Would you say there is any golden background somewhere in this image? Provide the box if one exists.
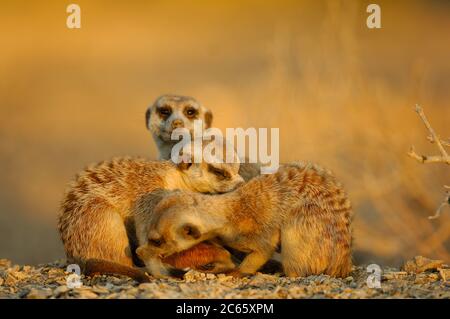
[0,0,449,266]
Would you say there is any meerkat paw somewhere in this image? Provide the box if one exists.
[138,272,153,283]
[149,271,169,279]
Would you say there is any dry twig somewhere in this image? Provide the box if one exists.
[428,186,450,220]
[408,105,449,219]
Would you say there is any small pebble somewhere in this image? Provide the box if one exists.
[344,276,353,282]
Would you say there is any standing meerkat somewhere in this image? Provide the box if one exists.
[135,162,353,278]
[146,94,260,181]
[58,142,244,281]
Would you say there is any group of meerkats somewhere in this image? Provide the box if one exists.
[58,94,353,283]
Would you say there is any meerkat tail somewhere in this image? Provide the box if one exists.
[79,258,151,283]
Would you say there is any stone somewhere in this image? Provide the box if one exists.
[402,256,443,273]
[382,271,408,280]
[0,259,11,269]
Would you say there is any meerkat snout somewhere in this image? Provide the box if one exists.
[171,119,184,129]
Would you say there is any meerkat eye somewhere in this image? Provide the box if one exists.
[157,106,172,118]
[184,106,198,118]
[149,238,164,247]
[198,263,215,271]
[181,224,201,240]
[207,165,230,180]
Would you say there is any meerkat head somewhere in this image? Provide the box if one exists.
[134,191,233,274]
[146,94,213,143]
[136,191,208,258]
[175,139,244,194]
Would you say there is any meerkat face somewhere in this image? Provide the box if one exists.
[146,94,213,143]
[134,191,235,275]
[179,161,244,194]
[139,194,207,258]
[176,140,244,194]
[147,216,205,258]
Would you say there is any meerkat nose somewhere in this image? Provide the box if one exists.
[235,176,245,186]
[171,119,184,129]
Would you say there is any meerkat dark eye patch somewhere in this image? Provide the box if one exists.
[181,224,201,240]
[184,106,198,119]
[207,164,231,180]
[149,237,165,247]
[157,106,172,119]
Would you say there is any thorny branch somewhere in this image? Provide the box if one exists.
[408,105,449,219]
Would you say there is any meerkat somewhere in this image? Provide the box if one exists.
[145,94,260,182]
[58,141,243,281]
[135,162,353,278]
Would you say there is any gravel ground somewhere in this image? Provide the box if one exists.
[0,256,448,299]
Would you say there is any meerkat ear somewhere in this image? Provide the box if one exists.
[204,110,213,129]
[145,107,151,130]
[181,223,201,240]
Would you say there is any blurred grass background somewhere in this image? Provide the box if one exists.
[0,0,449,266]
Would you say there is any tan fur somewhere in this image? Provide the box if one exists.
[58,152,243,280]
[136,162,353,278]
